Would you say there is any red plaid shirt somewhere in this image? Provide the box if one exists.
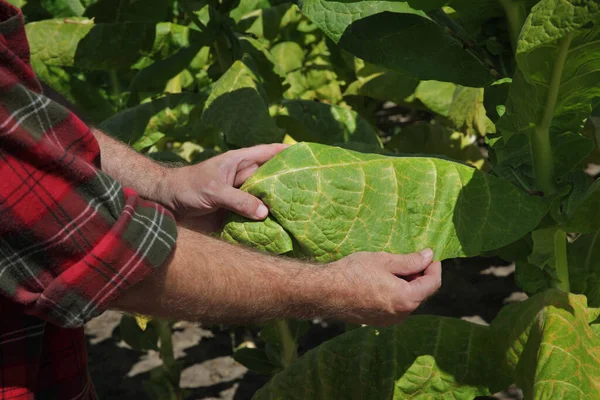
[0,2,178,399]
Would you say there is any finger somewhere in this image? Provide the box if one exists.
[384,249,434,276]
[407,261,442,301]
[234,164,259,187]
[215,185,269,220]
[233,143,289,169]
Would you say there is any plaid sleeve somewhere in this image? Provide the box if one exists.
[0,8,178,328]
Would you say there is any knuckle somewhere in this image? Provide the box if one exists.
[205,178,220,193]
[237,195,256,214]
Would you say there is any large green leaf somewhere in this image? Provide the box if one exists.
[41,0,84,17]
[84,0,171,23]
[496,0,600,182]
[200,60,283,147]
[568,231,600,307]
[99,93,207,144]
[274,100,381,146]
[253,316,508,400]
[222,142,549,261]
[344,63,419,106]
[558,179,600,233]
[385,122,486,169]
[34,63,114,123]
[297,0,494,86]
[491,290,600,399]
[26,19,200,71]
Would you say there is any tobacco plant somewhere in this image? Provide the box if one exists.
[15,0,600,398]
[219,0,600,398]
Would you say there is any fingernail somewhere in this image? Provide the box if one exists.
[419,248,433,260]
[256,204,268,219]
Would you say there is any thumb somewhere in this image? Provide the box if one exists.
[384,248,434,276]
[216,185,269,220]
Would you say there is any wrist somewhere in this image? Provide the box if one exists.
[151,164,178,211]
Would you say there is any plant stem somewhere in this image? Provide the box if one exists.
[553,229,570,292]
[109,70,122,111]
[275,320,297,367]
[179,0,208,32]
[499,0,527,53]
[531,33,573,195]
[214,35,231,74]
[156,319,175,365]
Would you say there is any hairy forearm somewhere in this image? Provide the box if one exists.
[92,129,169,200]
[110,227,343,324]
[40,81,170,200]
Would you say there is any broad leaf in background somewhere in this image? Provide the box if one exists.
[41,0,84,17]
[491,290,600,399]
[253,316,507,400]
[35,63,114,122]
[26,19,202,71]
[84,0,171,23]
[222,143,549,261]
[270,42,304,75]
[273,100,381,146]
[297,0,493,86]
[385,122,486,169]
[284,40,343,103]
[497,0,600,181]
[200,60,284,147]
[557,179,600,234]
[447,86,495,136]
[344,62,419,106]
[568,231,600,307]
[99,93,207,144]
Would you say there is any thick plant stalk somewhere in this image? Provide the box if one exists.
[553,230,570,292]
[531,33,573,195]
[275,320,298,367]
[499,0,527,52]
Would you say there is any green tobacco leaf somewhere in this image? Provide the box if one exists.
[274,100,381,146]
[559,179,600,233]
[234,347,281,375]
[84,0,171,23]
[200,60,283,147]
[34,63,114,123]
[385,122,485,169]
[119,314,159,352]
[238,36,287,104]
[569,231,600,306]
[497,0,600,178]
[491,289,600,399]
[270,41,304,75]
[447,86,496,136]
[26,19,199,71]
[515,260,551,296]
[99,93,206,144]
[128,44,206,97]
[41,0,84,17]
[344,64,419,106]
[254,316,507,399]
[414,80,456,116]
[284,39,343,103]
[26,19,154,70]
[298,0,493,86]
[222,142,549,261]
[528,227,559,270]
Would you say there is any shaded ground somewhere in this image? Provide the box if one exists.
[85,256,524,400]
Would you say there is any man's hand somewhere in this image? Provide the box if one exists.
[155,144,288,231]
[328,249,441,326]
[111,227,442,327]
